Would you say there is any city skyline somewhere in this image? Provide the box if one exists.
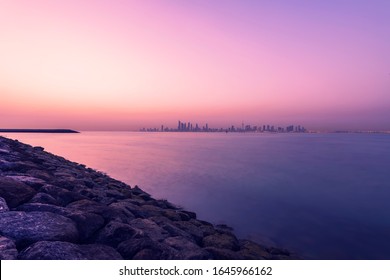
[141,120,307,133]
[1,1,390,131]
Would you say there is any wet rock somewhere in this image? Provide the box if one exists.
[0,197,9,212]
[19,241,122,260]
[202,233,240,251]
[0,177,37,208]
[0,211,79,248]
[0,236,18,260]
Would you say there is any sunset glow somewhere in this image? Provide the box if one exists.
[1,0,389,130]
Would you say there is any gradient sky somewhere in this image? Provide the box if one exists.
[1,0,389,131]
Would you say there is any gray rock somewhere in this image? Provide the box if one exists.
[0,197,9,212]
[0,211,79,248]
[0,177,37,208]
[0,236,18,259]
[19,241,122,260]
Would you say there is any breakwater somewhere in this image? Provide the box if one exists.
[0,136,296,260]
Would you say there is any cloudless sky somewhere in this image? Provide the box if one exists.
[1,0,389,130]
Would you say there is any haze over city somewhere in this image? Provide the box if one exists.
[1,0,389,131]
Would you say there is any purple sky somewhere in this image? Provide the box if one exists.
[1,0,389,130]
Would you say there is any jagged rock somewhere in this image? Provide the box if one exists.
[0,197,9,212]
[26,169,52,181]
[94,221,141,247]
[110,200,150,218]
[0,177,37,208]
[202,233,240,251]
[19,241,122,260]
[0,211,79,248]
[0,236,18,260]
[173,220,206,244]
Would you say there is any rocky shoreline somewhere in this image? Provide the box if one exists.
[0,136,297,260]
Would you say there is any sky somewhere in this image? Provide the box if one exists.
[1,0,389,131]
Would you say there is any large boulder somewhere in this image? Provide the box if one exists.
[164,236,211,260]
[0,211,79,248]
[19,241,122,260]
[0,177,37,208]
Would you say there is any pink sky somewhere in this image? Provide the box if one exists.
[1,0,389,130]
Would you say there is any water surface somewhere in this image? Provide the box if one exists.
[3,132,390,259]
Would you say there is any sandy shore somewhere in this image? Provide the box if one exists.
[0,135,297,260]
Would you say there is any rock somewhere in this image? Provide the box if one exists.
[67,199,134,223]
[202,233,240,251]
[0,197,9,212]
[0,236,18,259]
[40,185,86,206]
[0,177,37,208]
[238,239,270,259]
[117,237,174,260]
[19,241,122,260]
[173,221,206,244]
[94,221,141,247]
[129,218,170,242]
[29,192,60,205]
[5,175,46,189]
[164,236,211,260]
[67,212,105,242]
[15,203,105,242]
[0,211,79,248]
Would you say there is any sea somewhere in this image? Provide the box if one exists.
[2,131,390,260]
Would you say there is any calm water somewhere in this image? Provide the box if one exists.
[3,132,390,259]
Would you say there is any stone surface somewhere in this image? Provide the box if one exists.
[0,177,37,208]
[19,241,122,260]
[0,236,18,260]
[0,211,79,248]
[202,233,240,251]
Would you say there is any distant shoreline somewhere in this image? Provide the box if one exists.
[0,129,79,133]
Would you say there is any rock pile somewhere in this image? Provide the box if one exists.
[0,136,296,260]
